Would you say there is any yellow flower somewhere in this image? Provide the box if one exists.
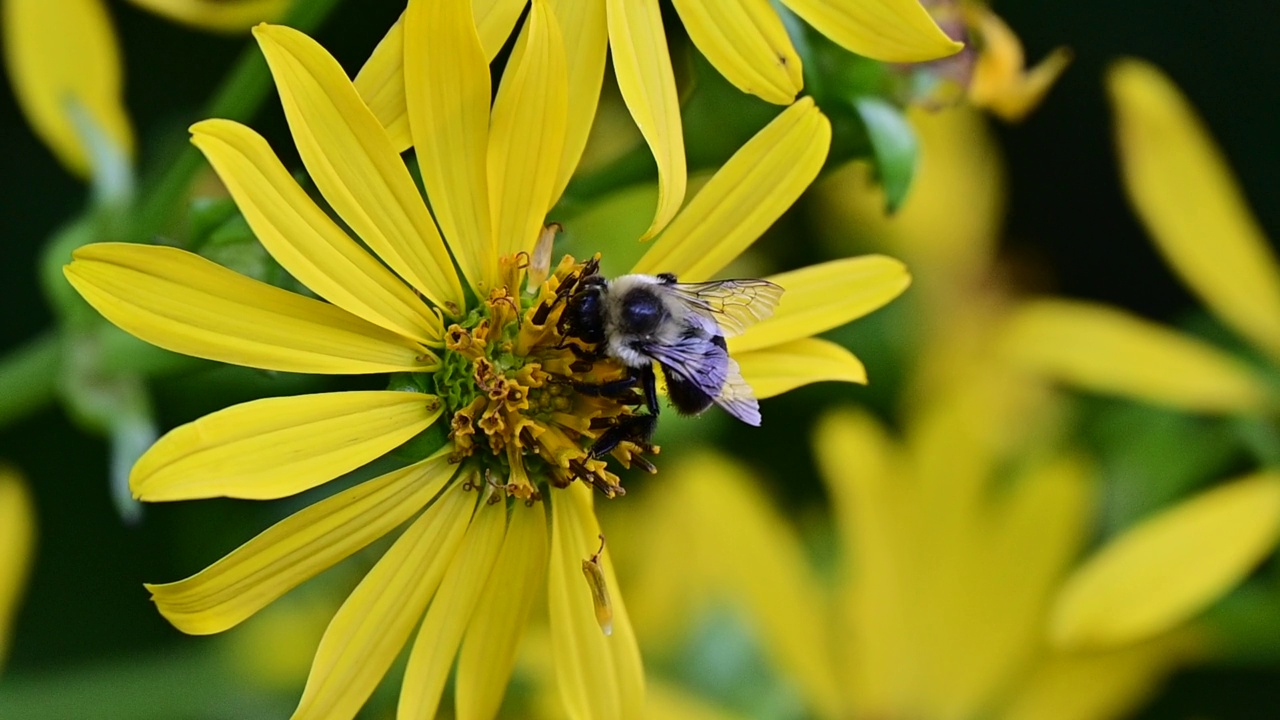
[611,382,1280,719]
[62,3,909,717]
[0,467,35,673]
[355,0,961,242]
[1001,59,1280,415]
[965,3,1072,122]
[2,0,286,178]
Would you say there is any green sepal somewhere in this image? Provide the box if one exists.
[853,97,919,213]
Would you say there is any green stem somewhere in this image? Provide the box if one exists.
[129,0,348,242]
[0,334,60,430]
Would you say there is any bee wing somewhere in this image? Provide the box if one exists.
[644,337,762,427]
[668,279,783,337]
[713,356,762,426]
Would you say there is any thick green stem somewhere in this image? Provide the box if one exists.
[0,334,60,430]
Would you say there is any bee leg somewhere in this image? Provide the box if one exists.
[636,363,660,416]
[589,414,658,459]
[571,373,639,398]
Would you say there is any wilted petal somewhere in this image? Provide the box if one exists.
[399,498,507,720]
[632,99,830,281]
[967,6,1071,122]
[549,483,644,720]
[780,0,961,62]
[1002,299,1273,414]
[735,338,867,398]
[65,243,434,375]
[671,0,802,104]
[607,0,686,240]
[292,482,475,720]
[190,119,442,345]
[405,0,496,293]
[123,0,285,32]
[3,0,133,177]
[489,0,569,259]
[1050,473,1280,649]
[132,391,443,501]
[0,468,35,670]
[730,255,910,353]
[254,24,465,314]
[1110,59,1280,362]
[455,503,548,720]
[147,453,455,636]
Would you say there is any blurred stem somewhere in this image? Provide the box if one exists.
[129,0,347,242]
[0,334,59,429]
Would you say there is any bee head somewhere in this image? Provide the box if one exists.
[561,275,608,344]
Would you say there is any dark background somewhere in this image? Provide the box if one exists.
[1,0,1278,716]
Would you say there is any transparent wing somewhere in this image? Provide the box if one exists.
[645,338,761,426]
[713,356,761,426]
[668,279,783,337]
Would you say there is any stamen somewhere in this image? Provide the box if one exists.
[581,534,614,636]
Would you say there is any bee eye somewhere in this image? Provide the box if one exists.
[621,294,664,334]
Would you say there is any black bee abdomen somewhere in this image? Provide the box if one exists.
[618,290,666,335]
[664,369,715,415]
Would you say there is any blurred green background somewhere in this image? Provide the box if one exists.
[1,0,1279,717]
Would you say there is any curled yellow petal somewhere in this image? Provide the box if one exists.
[0,468,35,671]
[254,24,465,315]
[670,0,802,105]
[734,337,867,399]
[65,243,433,375]
[632,98,830,281]
[399,497,507,720]
[549,483,645,720]
[730,255,911,353]
[354,0,527,152]
[147,453,455,636]
[1109,59,1280,362]
[489,0,569,259]
[123,0,285,32]
[1002,299,1273,414]
[3,0,133,177]
[190,118,442,345]
[405,0,496,294]
[1050,473,1280,650]
[132,391,443,501]
[455,503,548,720]
[293,482,475,720]
[780,0,961,63]
[967,6,1071,122]
[607,0,687,240]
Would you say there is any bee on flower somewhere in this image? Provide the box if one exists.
[61,1,912,717]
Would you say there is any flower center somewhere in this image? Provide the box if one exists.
[433,252,658,501]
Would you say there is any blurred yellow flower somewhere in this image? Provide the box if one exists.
[0,467,35,673]
[356,0,960,242]
[1002,59,1280,415]
[965,3,1072,122]
[62,3,911,717]
[611,385,1263,719]
[1,0,286,177]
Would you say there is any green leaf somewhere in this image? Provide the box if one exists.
[853,97,919,213]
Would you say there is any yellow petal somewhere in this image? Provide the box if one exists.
[632,99,830,281]
[399,497,507,720]
[1109,59,1280,362]
[122,0,285,32]
[674,454,844,718]
[65,243,433,375]
[253,24,465,315]
[456,503,549,720]
[132,391,443,502]
[147,453,455,636]
[1002,299,1273,414]
[405,0,496,294]
[967,7,1071,122]
[549,483,645,720]
[729,255,911,353]
[670,0,802,104]
[489,0,569,259]
[645,680,750,720]
[3,0,133,177]
[0,468,35,671]
[1050,472,1280,650]
[1000,636,1191,720]
[779,0,961,62]
[607,0,687,240]
[190,119,442,345]
[354,0,527,152]
[292,481,474,720]
[547,0,609,201]
[734,337,867,398]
